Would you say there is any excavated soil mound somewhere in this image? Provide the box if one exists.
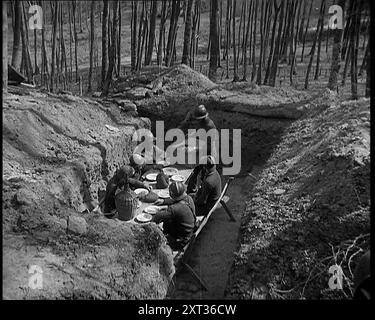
[225,98,370,299]
[106,65,321,130]
[3,86,174,299]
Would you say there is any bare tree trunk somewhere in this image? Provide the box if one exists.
[102,0,109,86]
[40,0,49,86]
[251,0,259,81]
[157,1,167,66]
[166,0,181,67]
[117,1,121,75]
[145,0,157,65]
[341,0,355,86]
[136,1,146,70]
[191,0,200,69]
[11,0,22,71]
[304,0,325,89]
[225,0,231,78]
[341,0,354,60]
[72,0,79,82]
[88,1,95,92]
[182,0,195,65]
[50,1,59,92]
[341,40,351,86]
[242,0,252,81]
[269,0,285,86]
[21,1,33,80]
[232,0,238,81]
[351,0,362,99]
[314,0,326,80]
[359,40,369,76]
[141,2,149,68]
[68,1,73,81]
[59,3,68,79]
[301,0,313,63]
[289,0,298,85]
[298,0,306,42]
[131,1,138,72]
[209,0,219,80]
[136,1,144,70]
[327,0,345,90]
[78,0,83,32]
[256,0,266,84]
[263,0,273,69]
[3,0,7,93]
[288,0,298,65]
[236,0,244,67]
[103,0,119,95]
[280,0,291,63]
[218,0,222,67]
[365,37,370,97]
[264,0,280,85]
[240,0,247,67]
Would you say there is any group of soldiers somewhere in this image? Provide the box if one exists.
[99,104,371,300]
[101,104,221,250]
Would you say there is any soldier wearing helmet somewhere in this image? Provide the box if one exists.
[153,181,196,250]
[191,155,222,216]
[177,104,218,157]
[179,105,216,130]
[102,155,149,215]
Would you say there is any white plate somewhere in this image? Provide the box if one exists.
[135,213,153,223]
[171,174,185,182]
[163,167,179,176]
[158,190,170,199]
[134,188,149,196]
[145,173,158,181]
[144,205,161,215]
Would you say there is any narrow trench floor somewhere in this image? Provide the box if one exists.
[167,165,263,299]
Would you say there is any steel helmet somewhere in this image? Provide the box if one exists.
[199,155,216,167]
[130,153,145,167]
[193,105,208,120]
[169,181,186,201]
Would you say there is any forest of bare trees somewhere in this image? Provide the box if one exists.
[3,0,370,98]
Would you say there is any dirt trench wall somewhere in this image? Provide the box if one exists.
[225,98,371,299]
[2,88,174,299]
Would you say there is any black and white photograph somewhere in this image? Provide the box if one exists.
[2,0,371,306]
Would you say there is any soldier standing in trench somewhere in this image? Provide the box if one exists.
[177,104,218,157]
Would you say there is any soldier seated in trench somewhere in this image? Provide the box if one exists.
[102,160,148,216]
[102,168,128,216]
[189,155,222,217]
[119,154,153,190]
[153,181,196,251]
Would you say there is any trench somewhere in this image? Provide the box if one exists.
[138,107,294,299]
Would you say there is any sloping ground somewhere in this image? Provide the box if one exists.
[225,98,370,299]
[2,87,174,299]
